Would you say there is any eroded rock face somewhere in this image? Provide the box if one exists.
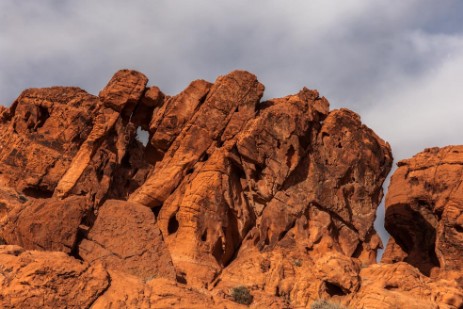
[1,196,90,254]
[0,69,460,308]
[129,70,265,207]
[382,146,463,283]
[0,87,98,197]
[0,245,109,308]
[79,199,176,280]
[349,263,463,309]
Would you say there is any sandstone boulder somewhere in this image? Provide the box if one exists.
[348,262,463,309]
[0,245,109,308]
[99,69,148,113]
[382,146,463,282]
[79,200,175,280]
[1,196,90,254]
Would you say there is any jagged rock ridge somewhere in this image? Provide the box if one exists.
[0,69,462,308]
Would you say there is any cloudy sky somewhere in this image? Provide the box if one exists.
[1,0,463,250]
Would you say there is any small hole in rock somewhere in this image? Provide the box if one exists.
[22,186,53,199]
[286,145,295,169]
[201,230,207,241]
[436,209,443,220]
[351,242,363,258]
[121,153,131,166]
[278,230,288,241]
[199,153,209,162]
[417,199,429,207]
[264,236,270,246]
[212,237,224,264]
[151,205,162,218]
[35,105,50,130]
[176,273,187,284]
[384,283,399,290]
[96,167,104,182]
[168,214,179,235]
[325,282,348,296]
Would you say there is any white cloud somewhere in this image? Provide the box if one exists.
[2,0,459,101]
[366,32,463,250]
[362,32,463,161]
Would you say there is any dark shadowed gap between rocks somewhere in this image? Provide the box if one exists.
[385,202,440,276]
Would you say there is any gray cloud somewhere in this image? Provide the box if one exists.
[2,0,463,252]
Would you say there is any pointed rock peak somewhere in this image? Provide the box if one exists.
[215,70,265,94]
[99,69,149,112]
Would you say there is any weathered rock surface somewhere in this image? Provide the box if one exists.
[348,263,463,308]
[0,87,98,197]
[90,271,238,309]
[0,245,109,308]
[0,69,461,308]
[129,70,265,207]
[382,146,463,285]
[99,69,148,113]
[1,196,90,254]
[79,199,176,280]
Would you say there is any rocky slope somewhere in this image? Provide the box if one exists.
[0,69,461,308]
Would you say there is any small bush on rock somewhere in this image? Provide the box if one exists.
[293,259,302,267]
[231,286,253,305]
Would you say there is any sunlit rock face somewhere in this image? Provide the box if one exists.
[0,69,461,308]
[382,147,463,279]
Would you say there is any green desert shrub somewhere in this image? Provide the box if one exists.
[293,259,302,267]
[231,285,253,305]
[311,299,347,309]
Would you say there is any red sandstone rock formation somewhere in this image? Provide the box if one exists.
[0,69,461,308]
[382,147,463,287]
